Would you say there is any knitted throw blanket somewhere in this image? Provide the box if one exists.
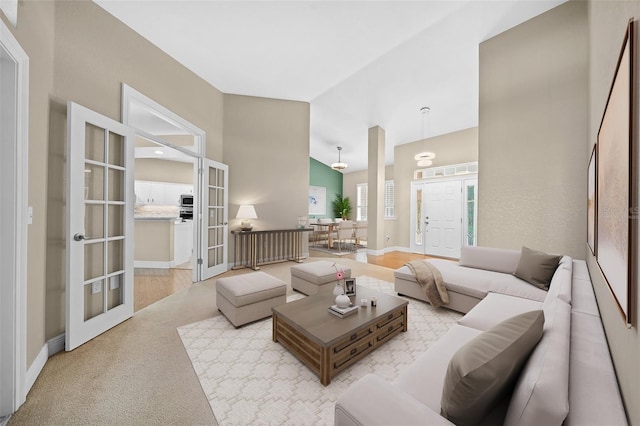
[405,260,449,308]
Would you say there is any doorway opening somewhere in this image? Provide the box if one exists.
[122,84,228,311]
[0,21,29,419]
[133,135,196,311]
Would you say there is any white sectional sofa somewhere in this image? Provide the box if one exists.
[335,247,627,425]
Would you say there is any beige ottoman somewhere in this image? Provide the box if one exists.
[216,271,287,327]
[290,260,352,295]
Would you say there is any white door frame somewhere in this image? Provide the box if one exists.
[121,84,227,283]
[0,20,29,417]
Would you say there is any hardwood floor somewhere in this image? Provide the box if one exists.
[133,251,432,312]
[134,268,191,312]
[357,251,434,270]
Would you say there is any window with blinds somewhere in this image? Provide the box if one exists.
[385,181,395,218]
[356,183,367,221]
[356,181,395,220]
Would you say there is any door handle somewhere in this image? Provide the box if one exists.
[73,233,92,241]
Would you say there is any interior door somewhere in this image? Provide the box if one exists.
[425,180,462,258]
[199,158,228,280]
[66,102,135,351]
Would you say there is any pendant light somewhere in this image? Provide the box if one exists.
[331,146,348,171]
[416,106,435,167]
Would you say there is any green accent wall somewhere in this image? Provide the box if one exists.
[309,157,343,219]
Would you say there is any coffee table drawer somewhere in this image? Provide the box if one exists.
[376,309,404,329]
[375,315,405,344]
[333,326,374,355]
[333,338,374,369]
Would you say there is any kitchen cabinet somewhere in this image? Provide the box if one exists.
[135,180,194,206]
[173,219,193,266]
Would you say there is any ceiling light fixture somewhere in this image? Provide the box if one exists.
[416,106,436,168]
[331,146,348,171]
[414,152,436,161]
[154,150,164,155]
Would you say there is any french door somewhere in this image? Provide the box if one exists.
[198,159,228,280]
[66,102,135,351]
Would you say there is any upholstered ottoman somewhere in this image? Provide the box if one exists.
[216,271,287,327]
[290,260,352,295]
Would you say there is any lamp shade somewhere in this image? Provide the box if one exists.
[236,205,257,219]
[236,205,257,231]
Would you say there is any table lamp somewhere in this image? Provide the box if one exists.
[236,205,257,231]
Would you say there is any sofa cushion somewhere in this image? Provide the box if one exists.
[514,246,562,290]
[458,293,543,331]
[393,325,483,412]
[440,310,545,426]
[547,256,573,304]
[565,311,628,426]
[396,259,548,302]
[504,297,571,426]
[457,246,521,274]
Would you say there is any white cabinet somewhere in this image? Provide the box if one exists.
[173,220,193,266]
[135,180,194,206]
[164,184,183,206]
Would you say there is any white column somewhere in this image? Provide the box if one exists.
[367,126,385,253]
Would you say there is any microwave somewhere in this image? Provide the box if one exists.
[179,194,193,207]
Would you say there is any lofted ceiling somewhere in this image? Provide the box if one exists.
[95,0,566,172]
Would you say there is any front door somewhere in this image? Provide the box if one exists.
[410,180,463,258]
[66,102,135,351]
[424,180,462,258]
[198,158,228,280]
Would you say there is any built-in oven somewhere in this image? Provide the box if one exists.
[179,194,193,219]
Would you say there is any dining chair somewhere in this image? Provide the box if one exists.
[355,221,368,247]
[336,220,355,252]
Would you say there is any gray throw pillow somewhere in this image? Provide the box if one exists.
[514,246,563,290]
[440,310,545,426]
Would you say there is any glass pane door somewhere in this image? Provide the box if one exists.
[200,159,228,280]
[67,102,134,351]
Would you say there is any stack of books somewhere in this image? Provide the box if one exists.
[329,304,359,318]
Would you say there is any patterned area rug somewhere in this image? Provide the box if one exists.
[177,276,461,426]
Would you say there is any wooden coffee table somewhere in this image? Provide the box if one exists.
[272,286,408,385]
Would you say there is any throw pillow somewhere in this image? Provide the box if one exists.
[440,310,545,426]
[514,246,563,290]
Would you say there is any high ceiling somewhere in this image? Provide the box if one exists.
[95,0,566,172]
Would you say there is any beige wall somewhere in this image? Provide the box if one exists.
[135,159,194,184]
[478,1,588,259]
[394,128,478,249]
[588,2,640,423]
[2,0,55,367]
[223,94,310,248]
[5,0,225,367]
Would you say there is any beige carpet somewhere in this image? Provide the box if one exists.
[7,257,394,425]
[178,276,462,425]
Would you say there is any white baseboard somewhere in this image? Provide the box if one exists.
[365,246,411,256]
[386,246,411,253]
[24,333,65,397]
[134,260,173,269]
[25,344,47,395]
[47,333,65,356]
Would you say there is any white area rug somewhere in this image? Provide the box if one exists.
[177,276,462,426]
